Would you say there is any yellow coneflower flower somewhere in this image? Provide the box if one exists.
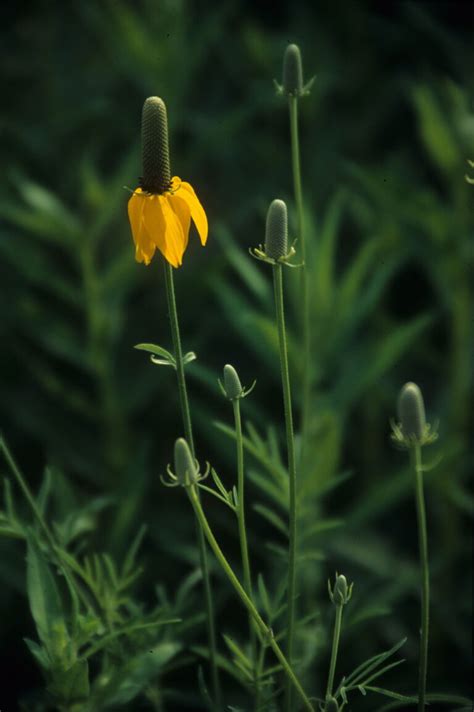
[128,97,208,268]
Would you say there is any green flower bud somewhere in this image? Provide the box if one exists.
[282,44,303,96]
[398,382,426,441]
[140,96,171,195]
[329,573,353,606]
[265,199,288,260]
[223,364,243,400]
[324,696,340,712]
[174,438,198,486]
[333,574,348,605]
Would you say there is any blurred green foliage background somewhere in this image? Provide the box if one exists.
[1,1,472,709]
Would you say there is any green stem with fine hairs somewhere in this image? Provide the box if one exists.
[272,263,298,712]
[289,96,310,471]
[187,484,315,712]
[163,260,221,710]
[412,443,429,712]
[325,603,343,700]
[232,398,259,700]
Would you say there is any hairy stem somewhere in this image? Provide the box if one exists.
[187,484,315,712]
[272,263,298,712]
[163,260,221,709]
[413,444,429,712]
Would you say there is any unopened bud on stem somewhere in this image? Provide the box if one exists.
[174,438,198,486]
[265,199,288,260]
[328,573,353,606]
[283,44,304,96]
[398,382,426,441]
[223,365,243,400]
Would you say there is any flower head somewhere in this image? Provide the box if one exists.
[161,438,210,488]
[274,43,315,98]
[218,364,256,401]
[250,199,299,267]
[390,382,438,448]
[328,573,353,607]
[128,97,208,267]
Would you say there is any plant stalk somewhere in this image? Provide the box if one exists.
[272,263,298,712]
[163,260,221,710]
[187,484,314,712]
[413,443,429,712]
[325,603,343,700]
[232,399,259,701]
[233,400,253,600]
[289,96,310,470]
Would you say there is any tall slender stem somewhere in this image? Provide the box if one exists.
[413,444,429,712]
[289,96,310,470]
[325,604,343,700]
[163,261,194,451]
[187,484,314,712]
[163,260,221,709]
[232,399,259,699]
[272,263,298,712]
[233,400,252,599]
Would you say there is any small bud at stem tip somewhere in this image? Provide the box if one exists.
[265,199,288,260]
[398,382,426,441]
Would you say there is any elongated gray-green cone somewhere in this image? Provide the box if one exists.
[140,96,171,194]
[283,44,304,96]
[265,199,288,260]
[223,364,243,400]
[398,382,426,441]
[174,438,198,486]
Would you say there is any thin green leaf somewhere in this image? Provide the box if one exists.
[338,637,406,691]
[134,343,176,365]
[223,634,253,672]
[26,534,65,648]
[253,503,288,536]
[122,524,147,578]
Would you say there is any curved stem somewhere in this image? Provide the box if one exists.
[413,444,429,712]
[163,260,221,709]
[289,96,310,472]
[325,604,343,700]
[187,484,314,712]
[272,263,298,712]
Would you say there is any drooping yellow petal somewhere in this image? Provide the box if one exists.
[176,180,208,246]
[128,189,156,265]
[161,196,187,266]
[168,191,191,254]
[141,195,182,268]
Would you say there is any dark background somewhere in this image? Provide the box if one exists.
[0,1,472,709]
